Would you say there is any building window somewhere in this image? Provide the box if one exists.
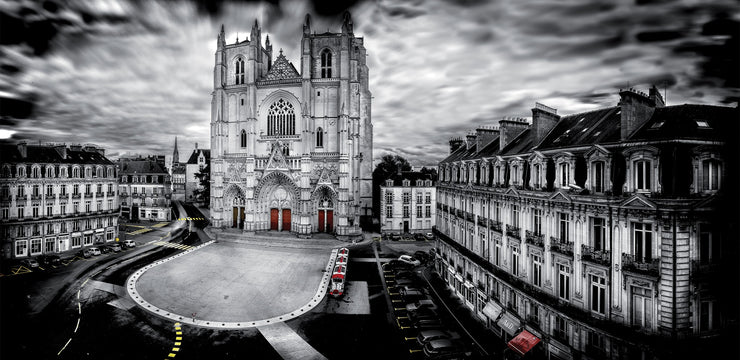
[18,207,24,219]
[532,209,542,235]
[61,222,67,233]
[702,159,721,191]
[403,206,410,218]
[46,206,52,217]
[559,213,570,242]
[15,240,28,257]
[634,160,651,191]
[46,223,53,234]
[32,185,39,197]
[631,286,653,329]
[45,238,55,253]
[699,224,720,264]
[553,316,569,344]
[559,162,570,187]
[493,240,501,266]
[592,161,605,193]
[71,235,81,247]
[416,205,422,218]
[235,57,245,84]
[1,208,7,220]
[591,217,606,250]
[46,185,53,196]
[386,205,393,218]
[531,255,542,287]
[700,300,719,332]
[533,164,541,188]
[30,239,42,255]
[32,206,39,218]
[402,192,410,204]
[632,222,653,263]
[511,247,520,276]
[320,49,332,78]
[558,264,570,300]
[590,275,607,314]
[31,166,40,178]
[85,201,91,213]
[316,127,323,147]
[425,206,431,218]
[240,130,247,148]
[17,185,25,197]
[267,98,296,136]
[511,205,519,228]
[425,193,431,203]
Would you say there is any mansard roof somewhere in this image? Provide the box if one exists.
[382,171,435,187]
[118,159,168,175]
[263,51,300,80]
[629,104,738,142]
[501,128,535,156]
[0,144,113,165]
[536,107,621,150]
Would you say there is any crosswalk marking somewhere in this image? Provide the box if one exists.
[151,222,169,228]
[127,228,153,235]
[151,241,192,250]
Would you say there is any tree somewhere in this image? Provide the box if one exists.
[372,154,412,225]
[193,163,210,208]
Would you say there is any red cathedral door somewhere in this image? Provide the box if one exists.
[232,207,238,228]
[282,209,291,232]
[318,210,325,233]
[270,209,279,230]
[326,210,333,233]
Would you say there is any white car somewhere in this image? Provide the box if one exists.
[89,247,101,256]
[398,255,421,267]
[124,240,136,248]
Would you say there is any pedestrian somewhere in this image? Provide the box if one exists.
[192,312,196,322]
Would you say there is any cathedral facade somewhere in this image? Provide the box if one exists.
[209,13,372,237]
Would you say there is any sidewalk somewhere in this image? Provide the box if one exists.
[422,267,508,358]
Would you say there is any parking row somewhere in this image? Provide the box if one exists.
[382,232,436,242]
[382,252,472,359]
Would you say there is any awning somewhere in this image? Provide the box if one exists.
[482,301,503,320]
[507,330,541,356]
[496,312,521,336]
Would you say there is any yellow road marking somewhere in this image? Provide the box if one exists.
[168,354,176,358]
[172,348,180,352]
[152,222,169,228]
[174,342,181,346]
[175,337,182,341]
[405,337,417,341]
[409,349,422,353]
[397,316,408,319]
[176,331,182,335]
[127,225,148,228]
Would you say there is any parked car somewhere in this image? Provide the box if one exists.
[109,243,122,252]
[422,338,469,358]
[416,330,461,347]
[414,250,430,263]
[89,247,101,256]
[78,249,93,258]
[398,255,421,267]
[391,234,402,241]
[414,233,426,241]
[400,287,426,301]
[38,254,61,266]
[413,318,444,330]
[406,299,438,312]
[99,246,112,254]
[20,258,40,268]
[394,277,422,287]
[408,308,439,322]
[387,259,414,271]
[394,270,417,279]
[425,232,435,240]
[402,233,414,241]
[123,240,136,248]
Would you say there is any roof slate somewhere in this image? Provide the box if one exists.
[186,149,211,165]
[0,144,113,165]
[118,160,167,175]
[629,104,738,142]
[382,171,435,187]
[536,107,621,150]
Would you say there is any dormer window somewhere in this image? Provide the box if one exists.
[425,180,432,187]
[702,159,721,191]
[416,180,423,186]
[46,166,55,178]
[402,179,410,187]
[31,166,40,178]
[558,162,570,188]
[634,160,651,191]
[591,161,605,193]
[385,179,393,187]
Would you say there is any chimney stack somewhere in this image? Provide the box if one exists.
[475,126,499,152]
[649,85,665,108]
[619,88,656,140]
[531,102,560,145]
[465,133,477,150]
[449,137,463,154]
[195,143,198,150]
[17,141,27,158]
[498,117,529,151]
[70,144,82,152]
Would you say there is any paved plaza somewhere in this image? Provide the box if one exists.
[135,241,330,323]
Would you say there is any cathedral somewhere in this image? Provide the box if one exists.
[209,13,373,237]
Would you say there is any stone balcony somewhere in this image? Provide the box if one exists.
[621,253,659,275]
[506,224,521,240]
[525,231,544,248]
[489,219,502,233]
[581,244,611,267]
[550,238,574,256]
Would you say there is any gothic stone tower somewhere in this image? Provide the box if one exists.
[210,13,372,238]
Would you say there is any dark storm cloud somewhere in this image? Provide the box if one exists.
[0,0,737,167]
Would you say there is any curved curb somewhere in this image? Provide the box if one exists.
[126,243,339,329]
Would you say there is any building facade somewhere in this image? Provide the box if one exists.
[435,87,736,359]
[185,144,209,202]
[118,157,172,222]
[209,13,373,237]
[0,142,120,260]
[380,172,436,234]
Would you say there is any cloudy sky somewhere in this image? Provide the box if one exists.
[1,0,738,166]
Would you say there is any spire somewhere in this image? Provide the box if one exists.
[236,32,239,43]
[303,13,311,35]
[173,136,180,164]
[217,24,225,49]
[342,11,353,34]
[265,34,271,47]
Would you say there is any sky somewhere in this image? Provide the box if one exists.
[0,0,738,166]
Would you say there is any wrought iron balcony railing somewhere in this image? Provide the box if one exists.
[477,216,488,227]
[525,231,544,248]
[506,225,521,240]
[581,244,611,266]
[550,238,574,256]
[489,219,502,233]
[621,253,659,275]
